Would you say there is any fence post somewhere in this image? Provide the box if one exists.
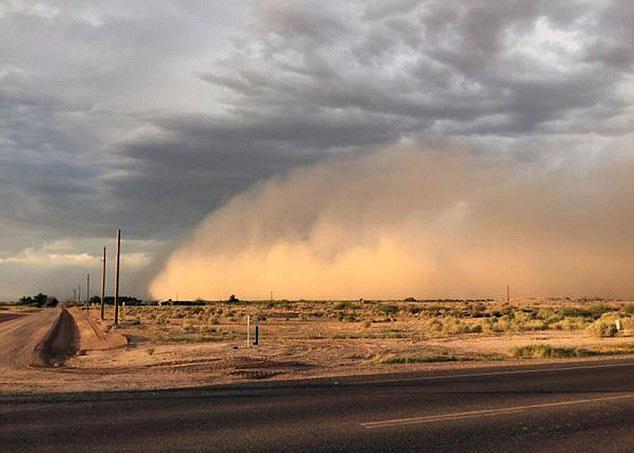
[246,315,251,348]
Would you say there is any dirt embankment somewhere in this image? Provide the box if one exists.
[31,309,80,367]
[0,307,127,370]
[68,307,128,351]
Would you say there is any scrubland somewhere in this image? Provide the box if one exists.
[98,297,634,374]
[2,297,634,393]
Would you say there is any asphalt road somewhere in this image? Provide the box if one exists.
[2,359,634,452]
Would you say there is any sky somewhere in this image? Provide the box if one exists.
[1,0,633,300]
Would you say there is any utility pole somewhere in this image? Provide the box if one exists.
[506,285,510,304]
[114,229,121,325]
[100,246,106,320]
[78,285,81,304]
[86,273,90,310]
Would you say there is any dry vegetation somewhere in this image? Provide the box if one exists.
[103,297,634,365]
[3,297,634,393]
[109,298,634,336]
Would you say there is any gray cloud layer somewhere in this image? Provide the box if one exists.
[1,0,633,298]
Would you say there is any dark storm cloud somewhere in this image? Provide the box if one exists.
[1,0,633,297]
[200,0,631,137]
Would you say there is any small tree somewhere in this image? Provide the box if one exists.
[18,293,58,307]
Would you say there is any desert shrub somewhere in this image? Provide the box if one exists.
[171,309,185,319]
[468,323,483,333]
[407,305,423,315]
[157,315,169,325]
[469,303,487,317]
[442,317,469,335]
[333,301,358,310]
[482,318,515,333]
[512,311,534,324]
[344,313,358,322]
[522,319,548,331]
[362,320,372,328]
[559,304,611,320]
[511,344,596,358]
[182,322,197,333]
[376,304,398,316]
[588,320,618,338]
[622,304,634,316]
[593,344,634,355]
[476,318,495,333]
[120,318,141,326]
[552,316,587,330]
[428,318,443,333]
[199,325,217,335]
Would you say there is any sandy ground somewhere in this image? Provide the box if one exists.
[1,300,634,394]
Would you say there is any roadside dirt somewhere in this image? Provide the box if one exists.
[0,307,129,393]
[68,307,128,352]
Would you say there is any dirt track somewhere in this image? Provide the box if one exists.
[0,309,69,368]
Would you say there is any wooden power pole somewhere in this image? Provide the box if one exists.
[114,229,121,325]
[100,246,106,320]
[506,285,510,304]
[86,273,90,310]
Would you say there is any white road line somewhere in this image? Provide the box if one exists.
[361,393,634,429]
[353,361,634,386]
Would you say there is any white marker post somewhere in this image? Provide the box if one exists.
[246,315,251,348]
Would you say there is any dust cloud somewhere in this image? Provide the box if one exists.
[150,143,634,300]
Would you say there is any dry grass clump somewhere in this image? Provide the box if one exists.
[371,354,459,365]
[512,342,634,359]
[588,320,619,337]
[592,343,634,355]
[511,344,596,358]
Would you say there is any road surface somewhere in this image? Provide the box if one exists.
[2,358,634,452]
